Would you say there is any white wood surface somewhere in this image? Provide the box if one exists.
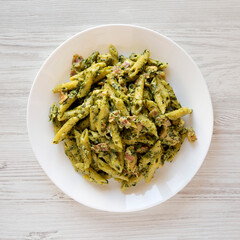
[1,0,240,239]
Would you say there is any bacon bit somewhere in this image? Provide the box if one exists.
[136,122,143,132]
[132,170,140,177]
[144,73,150,78]
[97,143,109,152]
[136,146,149,153]
[135,78,139,84]
[112,66,122,77]
[72,54,83,64]
[149,109,159,118]
[91,143,110,153]
[121,60,130,69]
[164,118,171,127]
[124,169,139,177]
[125,148,138,172]
[125,153,135,162]
[72,54,78,64]
[153,109,158,116]
[118,116,138,129]
[120,118,128,125]
[187,129,197,143]
[119,117,131,128]
[58,89,68,104]
[109,115,115,123]
[156,116,171,127]
[75,58,81,63]
[113,66,121,73]
[109,112,137,129]
[70,70,77,77]
[109,111,121,123]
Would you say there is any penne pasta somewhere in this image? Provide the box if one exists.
[50,45,197,189]
[128,50,150,78]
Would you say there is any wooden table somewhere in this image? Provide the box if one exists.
[1,0,240,239]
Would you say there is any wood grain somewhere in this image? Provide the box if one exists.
[0,0,240,239]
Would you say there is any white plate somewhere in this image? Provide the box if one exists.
[27,24,213,212]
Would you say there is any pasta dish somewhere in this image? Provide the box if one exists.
[49,45,197,190]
